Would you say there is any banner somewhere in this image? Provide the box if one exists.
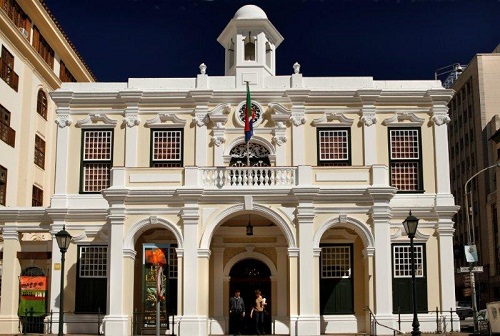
[19,276,47,316]
[143,244,169,328]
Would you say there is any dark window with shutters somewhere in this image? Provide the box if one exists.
[59,61,76,82]
[0,165,6,205]
[75,245,108,313]
[0,103,15,147]
[319,244,354,314]
[34,135,45,169]
[32,185,43,206]
[392,244,428,313]
[36,90,48,119]
[32,26,54,68]
[1,46,18,91]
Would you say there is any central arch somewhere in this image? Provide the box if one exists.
[229,259,272,335]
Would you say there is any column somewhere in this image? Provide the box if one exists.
[288,248,299,336]
[286,91,309,166]
[358,90,381,166]
[179,205,206,335]
[370,192,396,335]
[296,203,320,335]
[191,91,212,166]
[53,113,72,207]
[103,209,128,335]
[211,247,225,334]
[274,246,289,334]
[124,108,140,167]
[0,226,21,333]
[437,222,458,326]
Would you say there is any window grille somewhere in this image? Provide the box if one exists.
[169,246,178,279]
[389,128,422,191]
[79,246,108,278]
[151,129,183,167]
[81,130,112,192]
[321,245,351,279]
[36,90,47,119]
[0,165,6,205]
[393,245,424,278]
[32,185,43,206]
[34,135,45,169]
[318,128,350,166]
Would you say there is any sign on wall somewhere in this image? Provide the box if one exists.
[18,276,47,316]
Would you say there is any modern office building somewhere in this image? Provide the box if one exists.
[0,4,458,336]
[448,45,500,308]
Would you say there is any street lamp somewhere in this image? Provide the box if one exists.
[55,226,72,336]
[464,162,500,332]
[403,211,421,336]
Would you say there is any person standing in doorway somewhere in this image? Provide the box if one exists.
[250,289,266,335]
[229,289,245,335]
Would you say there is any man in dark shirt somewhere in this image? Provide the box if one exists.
[229,289,245,335]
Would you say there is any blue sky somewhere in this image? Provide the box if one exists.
[43,0,500,82]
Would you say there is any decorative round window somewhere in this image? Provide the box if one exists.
[238,102,262,125]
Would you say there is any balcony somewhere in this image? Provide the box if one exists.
[109,165,390,190]
[0,61,19,91]
[0,122,15,147]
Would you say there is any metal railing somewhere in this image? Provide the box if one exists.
[365,306,404,336]
[19,309,103,335]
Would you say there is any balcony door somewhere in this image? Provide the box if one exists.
[229,143,270,167]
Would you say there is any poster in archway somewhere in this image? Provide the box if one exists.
[143,244,170,328]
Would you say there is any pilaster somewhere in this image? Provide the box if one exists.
[54,111,72,199]
[103,207,128,336]
[190,90,213,166]
[210,247,225,334]
[285,90,309,166]
[296,203,321,335]
[0,225,21,333]
[368,188,397,334]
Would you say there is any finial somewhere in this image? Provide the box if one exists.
[199,63,207,75]
[293,62,300,74]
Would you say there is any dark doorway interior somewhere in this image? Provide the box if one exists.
[229,258,272,335]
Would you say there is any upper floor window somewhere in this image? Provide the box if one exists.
[34,134,45,169]
[244,34,255,61]
[81,129,113,193]
[0,165,6,205]
[317,128,351,166]
[1,46,19,91]
[150,129,183,167]
[32,185,43,206]
[36,90,47,119]
[0,103,15,147]
[229,143,270,167]
[389,128,423,192]
[1,0,30,38]
[33,26,54,69]
[59,60,76,82]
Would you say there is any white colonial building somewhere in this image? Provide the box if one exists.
[0,4,458,336]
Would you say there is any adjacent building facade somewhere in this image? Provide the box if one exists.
[0,4,458,336]
[448,45,500,307]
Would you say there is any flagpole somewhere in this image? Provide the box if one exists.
[246,141,250,167]
[244,81,251,167]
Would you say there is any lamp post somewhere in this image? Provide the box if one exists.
[403,211,421,336]
[55,226,72,336]
[464,162,500,332]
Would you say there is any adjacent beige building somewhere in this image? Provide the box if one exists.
[448,45,500,306]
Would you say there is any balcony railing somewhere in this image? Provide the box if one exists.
[202,167,296,187]
[0,122,15,147]
[1,61,19,91]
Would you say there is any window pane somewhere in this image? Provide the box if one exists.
[321,246,351,279]
[391,162,419,191]
[393,245,424,278]
[153,130,182,161]
[390,129,419,159]
[84,130,112,160]
[83,163,111,192]
[79,246,108,278]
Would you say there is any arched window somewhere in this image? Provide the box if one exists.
[244,34,255,61]
[229,143,270,167]
[36,89,47,119]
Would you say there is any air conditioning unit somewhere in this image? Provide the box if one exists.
[19,27,28,38]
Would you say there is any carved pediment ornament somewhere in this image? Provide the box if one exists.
[382,112,425,126]
[312,112,354,126]
[75,113,118,128]
[123,114,140,128]
[144,113,186,127]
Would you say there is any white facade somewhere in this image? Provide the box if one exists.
[0,5,458,336]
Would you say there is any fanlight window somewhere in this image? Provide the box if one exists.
[229,143,270,167]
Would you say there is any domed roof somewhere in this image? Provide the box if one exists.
[233,5,268,20]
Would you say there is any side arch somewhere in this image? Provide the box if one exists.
[123,216,184,253]
[313,216,374,254]
[200,204,296,250]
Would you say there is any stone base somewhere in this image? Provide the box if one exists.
[0,315,20,334]
[103,314,129,336]
[178,316,208,336]
[296,315,320,336]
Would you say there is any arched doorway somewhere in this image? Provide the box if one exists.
[229,259,271,335]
